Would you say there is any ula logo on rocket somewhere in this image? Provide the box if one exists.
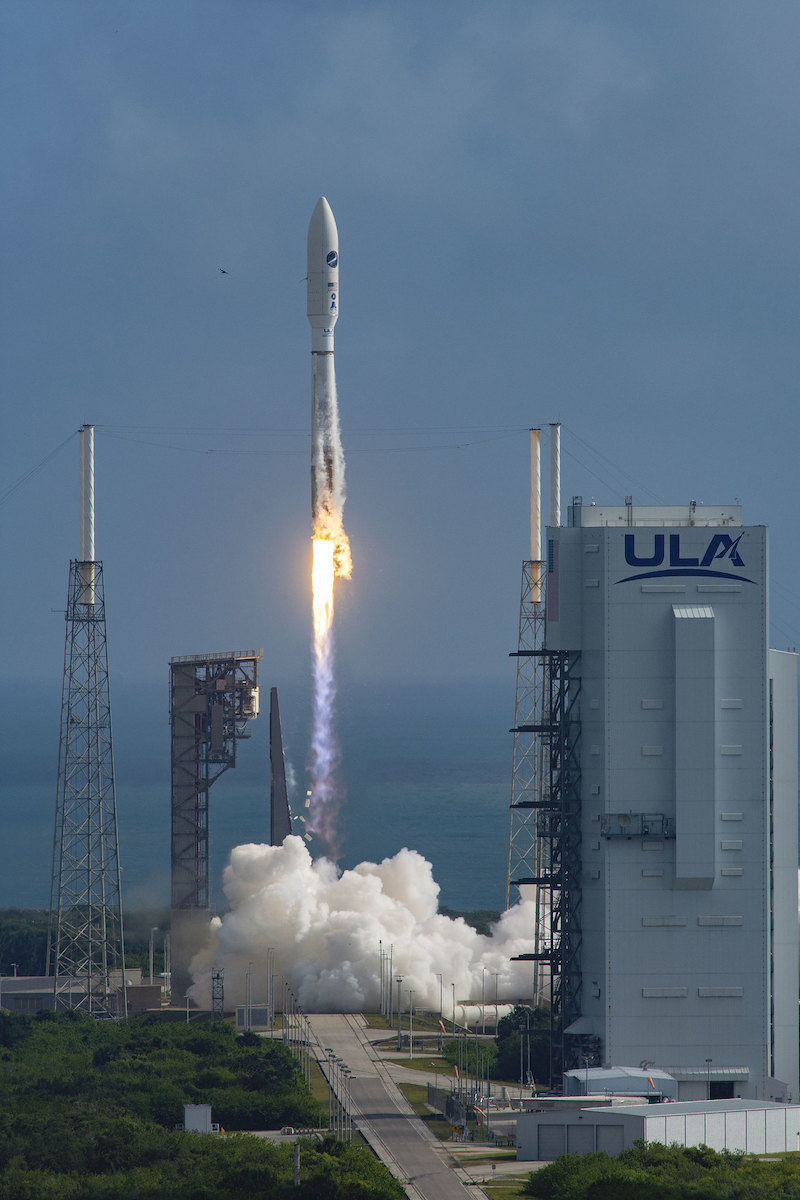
[616,532,754,584]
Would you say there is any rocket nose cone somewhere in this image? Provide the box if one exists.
[308,196,337,242]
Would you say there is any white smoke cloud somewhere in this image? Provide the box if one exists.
[189,835,537,1014]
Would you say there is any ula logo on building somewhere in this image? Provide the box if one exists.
[617,532,754,584]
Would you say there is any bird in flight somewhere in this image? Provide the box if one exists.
[219,267,228,274]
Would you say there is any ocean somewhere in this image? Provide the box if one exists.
[0,679,513,916]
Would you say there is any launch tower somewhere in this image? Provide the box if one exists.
[48,425,126,1017]
[169,650,261,1001]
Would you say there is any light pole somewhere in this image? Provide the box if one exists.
[452,981,456,1033]
[492,971,500,1030]
[396,975,404,1052]
[408,989,415,1060]
[388,946,394,1024]
[481,968,486,1035]
[324,1048,334,1132]
[435,972,443,1023]
[266,947,275,1030]
[149,928,157,984]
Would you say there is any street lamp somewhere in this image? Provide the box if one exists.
[324,1049,334,1131]
[149,928,157,984]
[408,989,415,1060]
[481,968,486,1035]
[452,981,456,1034]
[396,975,404,1052]
[388,945,393,1023]
[492,971,500,1030]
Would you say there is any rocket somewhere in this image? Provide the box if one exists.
[307,196,340,521]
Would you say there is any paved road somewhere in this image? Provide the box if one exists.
[307,1013,485,1200]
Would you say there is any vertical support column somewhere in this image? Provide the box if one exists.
[79,424,96,605]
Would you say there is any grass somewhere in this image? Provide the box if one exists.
[397,1082,455,1142]
[482,1180,532,1200]
[308,1058,332,1108]
[362,1012,392,1030]
[384,1055,454,1077]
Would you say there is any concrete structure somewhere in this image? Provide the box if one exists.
[541,501,798,1100]
[517,1099,800,1160]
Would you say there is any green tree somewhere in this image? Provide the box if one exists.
[494,1004,550,1086]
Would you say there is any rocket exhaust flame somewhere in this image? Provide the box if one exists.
[308,537,340,851]
[307,197,350,853]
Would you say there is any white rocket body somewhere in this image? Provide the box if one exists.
[308,197,341,520]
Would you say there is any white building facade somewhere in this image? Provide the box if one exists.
[545,502,798,1101]
[517,1099,800,1161]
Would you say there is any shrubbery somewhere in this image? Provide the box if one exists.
[0,1011,403,1199]
[523,1140,800,1199]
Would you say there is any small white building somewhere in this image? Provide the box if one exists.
[183,1104,220,1135]
[517,1099,800,1161]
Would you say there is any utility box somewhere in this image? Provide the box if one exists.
[184,1104,215,1134]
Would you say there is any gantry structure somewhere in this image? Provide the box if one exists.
[507,426,583,1086]
[169,650,261,1001]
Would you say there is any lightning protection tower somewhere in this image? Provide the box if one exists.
[170,650,261,1002]
[508,425,583,1087]
[48,425,126,1017]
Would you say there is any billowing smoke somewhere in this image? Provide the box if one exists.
[189,836,536,1013]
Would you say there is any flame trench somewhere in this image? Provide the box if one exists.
[308,365,350,855]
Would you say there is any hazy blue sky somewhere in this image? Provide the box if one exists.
[2,2,799,904]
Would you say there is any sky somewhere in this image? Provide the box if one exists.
[2,1,799,906]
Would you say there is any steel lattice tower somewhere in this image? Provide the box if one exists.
[47,426,126,1016]
[506,559,550,1004]
[506,431,550,1006]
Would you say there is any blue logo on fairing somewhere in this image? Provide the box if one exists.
[327,251,338,268]
[617,532,754,584]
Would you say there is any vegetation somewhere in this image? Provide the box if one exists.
[438,1005,550,1088]
[523,1141,800,1199]
[0,1010,403,1199]
[0,908,49,976]
[0,907,171,978]
[494,1005,551,1088]
[440,907,502,936]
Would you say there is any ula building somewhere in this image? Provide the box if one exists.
[527,495,797,1101]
